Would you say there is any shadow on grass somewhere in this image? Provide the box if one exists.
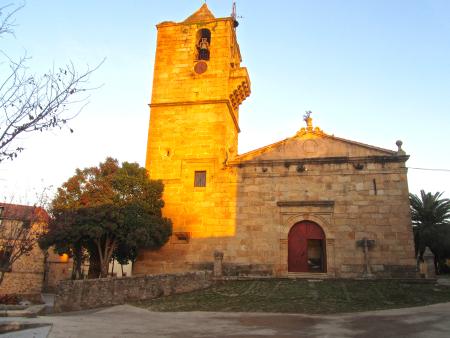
[134,279,450,314]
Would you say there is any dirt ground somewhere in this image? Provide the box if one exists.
[2,301,450,337]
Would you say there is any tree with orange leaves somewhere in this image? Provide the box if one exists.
[40,158,172,278]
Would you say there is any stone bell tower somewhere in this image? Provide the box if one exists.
[135,4,251,273]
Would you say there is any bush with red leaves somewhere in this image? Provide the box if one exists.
[0,294,20,305]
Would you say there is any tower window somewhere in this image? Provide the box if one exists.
[196,29,211,61]
[172,232,190,244]
[194,171,207,187]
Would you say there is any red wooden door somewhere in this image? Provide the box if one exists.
[288,221,325,272]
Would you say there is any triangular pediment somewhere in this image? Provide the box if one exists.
[235,124,401,163]
[184,4,216,23]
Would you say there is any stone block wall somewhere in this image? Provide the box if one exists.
[133,158,416,279]
[134,5,416,279]
[0,243,45,299]
[53,271,213,312]
[232,158,417,278]
[137,14,249,275]
[43,251,73,292]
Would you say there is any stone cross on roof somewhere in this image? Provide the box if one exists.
[295,111,325,137]
[303,111,313,131]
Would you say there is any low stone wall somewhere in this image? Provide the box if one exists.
[53,271,212,313]
[193,262,274,277]
[340,264,419,279]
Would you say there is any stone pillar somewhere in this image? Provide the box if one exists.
[356,238,375,279]
[423,248,436,278]
[213,250,224,277]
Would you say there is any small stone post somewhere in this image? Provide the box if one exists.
[423,247,436,278]
[213,250,224,278]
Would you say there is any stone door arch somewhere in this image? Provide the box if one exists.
[288,220,326,273]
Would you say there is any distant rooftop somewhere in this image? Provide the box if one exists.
[0,203,48,222]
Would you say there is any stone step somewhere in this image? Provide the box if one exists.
[287,272,329,279]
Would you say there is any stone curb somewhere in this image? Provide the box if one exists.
[0,304,48,317]
[437,278,450,286]
[0,322,52,335]
[213,276,438,283]
[0,305,28,311]
[0,309,37,318]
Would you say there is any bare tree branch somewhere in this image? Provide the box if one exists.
[0,3,103,163]
[0,3,23,37]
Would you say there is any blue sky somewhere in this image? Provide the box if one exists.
[1,0,450,203]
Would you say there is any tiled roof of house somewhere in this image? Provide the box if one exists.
[0,203,48,222]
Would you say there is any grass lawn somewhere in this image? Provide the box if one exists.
[135,279,450,314]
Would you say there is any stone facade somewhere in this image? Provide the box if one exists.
[53,271,213,312]
[0,203,72,298]
[136,4,248,274]
[134,5,416,278]
[0,203,47,298]
[43,252,73,292]
[0,241,46,297]
[229,126,416,278]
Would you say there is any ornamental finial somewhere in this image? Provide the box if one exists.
[304,110,313,131]
[296,111,325,137]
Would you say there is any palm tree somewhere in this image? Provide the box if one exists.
[410,190,450,273]
[410,191,450,228]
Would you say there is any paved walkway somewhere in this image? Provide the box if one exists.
[2,302,450,337]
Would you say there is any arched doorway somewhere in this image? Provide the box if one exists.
[288,220,326,273]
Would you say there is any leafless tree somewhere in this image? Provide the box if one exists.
[0,3,19,36]
[0,3,102,162]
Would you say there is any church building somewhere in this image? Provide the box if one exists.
[133,4,416,278]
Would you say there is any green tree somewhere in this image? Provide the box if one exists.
[410,190,450,272]
[410,191,450,228]
[39,208,86,279]
[40,158,172,278]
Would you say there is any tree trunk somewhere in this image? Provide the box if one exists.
[88,249,101,279]
[100,262,108,278]
[0,270,5,286]
[96,237,116,278]
[74,244,83,279]
[71,259,77,280]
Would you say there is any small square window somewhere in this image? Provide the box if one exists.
[194,171,206,187]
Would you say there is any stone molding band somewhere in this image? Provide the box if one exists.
[277,201,335,207]
[228,155,410,167]
[149,99,240,133]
